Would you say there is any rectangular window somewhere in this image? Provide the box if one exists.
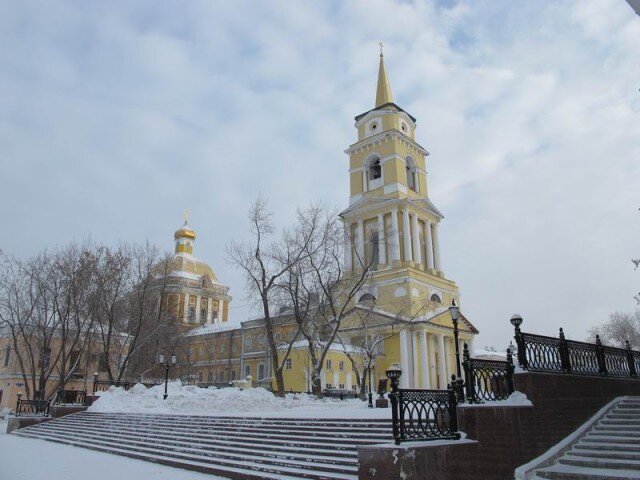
[326,384,333,389]
[198,371,203,382]
[244,365,251,377]
[258,364,265,380]
[231,370,236,381]
[285,359,292,370]
[207,371,213,382]
[339,384,345,389]
[3,347,10,367]
[339,361,344,371]
[326,359,332,370]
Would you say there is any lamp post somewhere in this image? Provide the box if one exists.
[385,364,402,445]
[449,301,464,402]
[367,367,373,408]
[510,314,526,369]
[158,354,177,400]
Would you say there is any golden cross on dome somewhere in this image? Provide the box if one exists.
[183,208,190,225]
[379,41,384,57]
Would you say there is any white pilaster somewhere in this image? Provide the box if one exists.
[362,171,367,193]
[420,331,430,389]
[208,298,213,323]
[429,334,438,388]
[356,220,365,267]
[411,214,422,266]
[390,208,401,262]
[411,332,420,388]
[345,372,352,390]
[399,329,410,389]
[195,296,201,323]
[377,214,386,265]
[344,223,353,271]
[402,209,413,262]
[218,299,224,322]
[432,222,442,271]
[425,220,435,270]
[437,334,447,389]
[333,371,340,388]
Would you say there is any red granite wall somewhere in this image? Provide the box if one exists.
[358,372,640,480]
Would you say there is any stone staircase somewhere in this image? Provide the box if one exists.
[12,411,393,480]
[534,397,640,479]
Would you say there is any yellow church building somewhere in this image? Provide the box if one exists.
[163,50,478,394]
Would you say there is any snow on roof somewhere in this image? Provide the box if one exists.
[277,339,366,354]
[185,322,241,337]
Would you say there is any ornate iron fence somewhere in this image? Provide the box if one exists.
[54,389,87,405]
[462,344,515,403]
[388,369,460,445]
[16,394,50,416]
[513,320,639,379]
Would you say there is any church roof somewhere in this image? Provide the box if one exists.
[340,196,444,220]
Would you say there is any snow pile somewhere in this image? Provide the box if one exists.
[459,391,533,408]
[89,381,367,416]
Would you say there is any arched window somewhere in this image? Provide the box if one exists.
[200,308,207,325]
[358,293,377,304]
[368,157,382,181]
[406,157,417,192]
[430,293,442,304]
[188,306,196,323]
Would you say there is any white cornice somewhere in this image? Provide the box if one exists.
[345,130,429,157]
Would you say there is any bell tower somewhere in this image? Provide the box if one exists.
[340,48,460,314]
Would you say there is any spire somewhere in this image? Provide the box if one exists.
[375,42,394,108]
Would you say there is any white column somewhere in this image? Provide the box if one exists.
[345,372,352,390]
[402,209,413,262]
[390,208,401,262]
[333,371,340,388]
[218,299,224,322]
[432,222,442,271]
[399,329,410,389]
[362,171,367,193]
[208,298,213,323]
[195,296,201,323]
[411,332,420,388]
[420,331,430,389]
[356,220,365,267]
[425,220,435,270]
[377,214,386,265]
[429,335,438,388]
[437,334,447,389]
[411,214,422,266]
[344,223,353,271]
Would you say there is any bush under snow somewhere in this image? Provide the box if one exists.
[89,381,372,417]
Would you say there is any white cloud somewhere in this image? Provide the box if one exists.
[0,0,638,349]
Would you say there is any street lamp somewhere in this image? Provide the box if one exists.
[510,314,523,329]
[449,301,464,402]
[385,364,402,445]
[158,354,177,400]
[367,368,373,408]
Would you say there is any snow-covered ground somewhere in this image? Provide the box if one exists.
[89,381,390,418]
[0,419,229,480]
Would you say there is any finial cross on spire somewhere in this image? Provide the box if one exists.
[379,41,384,57]
[183,208,190,225]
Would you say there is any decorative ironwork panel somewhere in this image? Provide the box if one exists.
[565,340,600,376]
[467,359,511,401]
[522,333,563,373]
[602,346,631,377]
[16,399,50,416]
[55,389,87,405]
[397,389,459,441]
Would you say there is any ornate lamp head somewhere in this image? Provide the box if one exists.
[385,363,402,382]
[510,314,523,328]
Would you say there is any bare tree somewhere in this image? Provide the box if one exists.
[589,310,640,349]
[227,197,320,397]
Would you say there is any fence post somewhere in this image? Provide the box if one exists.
[596,335,607,376]
[462,343,476,404]
[506,348,515,395]
[559,328,571,373]
[626,340,637,378]
[447,385,460,440]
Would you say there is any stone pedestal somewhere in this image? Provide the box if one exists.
[375,398,389,408]
[6,416,52,434]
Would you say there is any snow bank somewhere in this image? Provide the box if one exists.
[89,381,371,417]
[459,391,533,408]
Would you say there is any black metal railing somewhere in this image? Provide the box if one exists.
[92,379,161,393]
[16,394,50,416]
[462,344,515,403]
[388,370,460,445]
[54,389,87,405]
[513,322,639,379]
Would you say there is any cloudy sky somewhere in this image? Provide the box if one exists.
[1,0,638,350]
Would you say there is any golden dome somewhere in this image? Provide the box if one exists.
[174,222,196,241]
[168,254,218,283]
